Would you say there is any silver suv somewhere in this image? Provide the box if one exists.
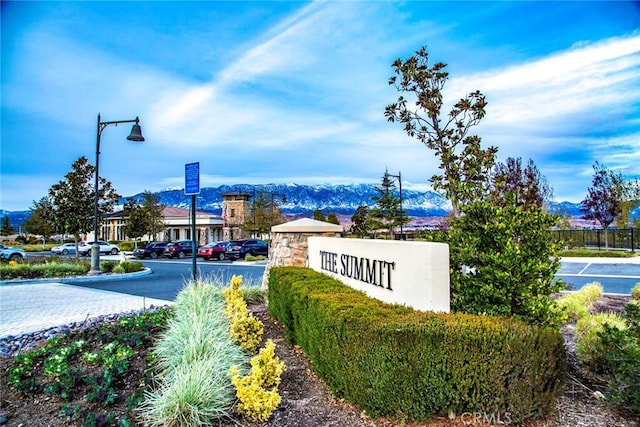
[0,244,28,262]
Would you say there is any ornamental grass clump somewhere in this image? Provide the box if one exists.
[140,279,246,427]
[557,282,604,322]
[141,357,240,426]
[632,282,640,301]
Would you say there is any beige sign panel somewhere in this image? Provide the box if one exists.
[308,237,450,313]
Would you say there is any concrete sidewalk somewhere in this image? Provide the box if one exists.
[0,281,172,339]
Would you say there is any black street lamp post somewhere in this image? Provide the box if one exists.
[89,113,145,275]
[384,171,404,240]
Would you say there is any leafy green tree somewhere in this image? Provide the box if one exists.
[122,198,149,244]
[369,171,409,239]
[581,162,625,248]
[385,46,497,216]
[385,46,564,326]
[0,216,15,236]
[490,157,553,210]
[48,156,120,243]
[23,197,56,239]
[141,191,165,241]
[326,212,340,225]
[350,205,370,237]
[313,209,326,221]
[448,201,565,326]
[615,178,640,229]
[244,190,284,237]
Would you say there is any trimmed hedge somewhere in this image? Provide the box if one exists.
[268,267,566,423]
[0,262,90,280]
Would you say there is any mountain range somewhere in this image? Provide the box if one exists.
[125,183,585,217]
[1,183,586,228]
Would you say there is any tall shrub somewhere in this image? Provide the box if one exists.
[448,201,565,326]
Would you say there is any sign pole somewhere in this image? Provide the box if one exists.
[191,194,197,281]
[184,162,200,282]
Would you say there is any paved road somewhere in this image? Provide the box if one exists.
[556,257,640,294]
[73,259,266,301]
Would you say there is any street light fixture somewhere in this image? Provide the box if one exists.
[89,113,145,275]
[384,171,404,240]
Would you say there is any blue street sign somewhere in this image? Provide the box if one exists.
[185,162,200,195]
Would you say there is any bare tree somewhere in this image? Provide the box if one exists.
[385,46,497,216]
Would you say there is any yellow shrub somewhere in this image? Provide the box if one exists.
[248,339,285,388]
[223,275,244,300]
[230,311,264,353]
[230,340,285,421]
[224,293,247,320]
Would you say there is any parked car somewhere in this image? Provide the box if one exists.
[133,242,168,259]
[225,239,269,260]
[163,240,197,259]
[78,241,120,256]
[51,242,78,255]
[0,244,27,262]
[197,241,230,261]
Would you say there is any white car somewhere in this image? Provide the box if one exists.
[78,241,120,256]
[51,242,78,255]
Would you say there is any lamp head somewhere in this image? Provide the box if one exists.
[127,118,145,142]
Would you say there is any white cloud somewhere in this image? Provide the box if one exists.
[456,34,640,129]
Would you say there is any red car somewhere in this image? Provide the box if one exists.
[196,241,229,261]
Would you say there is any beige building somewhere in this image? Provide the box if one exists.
[98,206,224,244]
[96,193,255,244]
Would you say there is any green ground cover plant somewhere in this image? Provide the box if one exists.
[6,307,171,424]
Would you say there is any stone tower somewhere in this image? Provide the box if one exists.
[221,192,252,241]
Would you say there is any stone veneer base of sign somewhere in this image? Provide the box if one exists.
[308,237,450,312]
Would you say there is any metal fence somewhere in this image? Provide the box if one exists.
[551,228,638,252]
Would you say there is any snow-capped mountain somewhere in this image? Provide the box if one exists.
[0,184,596,227]
[124,183,452,216]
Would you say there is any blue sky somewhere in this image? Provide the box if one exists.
[1,1,639,212]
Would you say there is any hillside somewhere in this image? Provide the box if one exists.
[125,183,584,217]
[1,183,588,228]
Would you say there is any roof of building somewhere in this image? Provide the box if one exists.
[107,206,219,219]
[271,218,343,233]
